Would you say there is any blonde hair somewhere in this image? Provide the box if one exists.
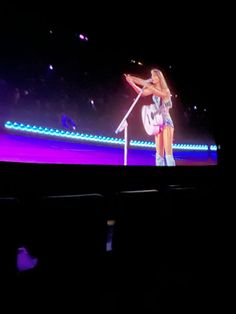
[151,69,169,90]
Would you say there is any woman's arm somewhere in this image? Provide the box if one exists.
[125,74,170,98]
[145,83,171,99]
[125,74,152,96]
[128,75,149,87]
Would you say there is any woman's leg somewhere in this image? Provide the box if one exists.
[163,126,176,166]
[155,132,165,166]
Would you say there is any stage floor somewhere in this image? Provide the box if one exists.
[0,133,217,166]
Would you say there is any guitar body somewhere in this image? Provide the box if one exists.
[142,104,164,136]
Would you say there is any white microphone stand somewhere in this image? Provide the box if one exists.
[115,88,144,165]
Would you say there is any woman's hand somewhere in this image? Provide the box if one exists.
[124,74,133,83]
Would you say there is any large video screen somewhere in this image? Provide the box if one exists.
[0,12,217,166]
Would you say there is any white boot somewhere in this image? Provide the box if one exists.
[155,153,165,166]
[165,155,176,166]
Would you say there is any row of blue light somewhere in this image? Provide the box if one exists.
[209,145,217,151]
[4,121,217,151]
[5,121,125,145]
[130,140,211,151]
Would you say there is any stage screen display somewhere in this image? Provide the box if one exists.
[0,15,217,166]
